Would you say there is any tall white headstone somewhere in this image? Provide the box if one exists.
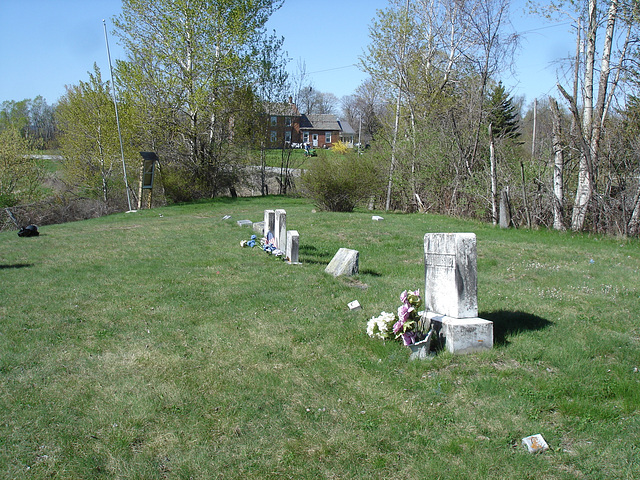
[286,230,300,264]
[275,209,286,251]
[424,233,478,318]
[263,210,275,237]
[423,233,492,355]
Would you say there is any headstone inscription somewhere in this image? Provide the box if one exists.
[424,233,477,318]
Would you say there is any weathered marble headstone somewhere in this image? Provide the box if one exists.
[423,233,492,354]
[424,233,477,318]
[263,210,275,237]
[286,230,300,264]
[325,248,359,277]
[275,209,286,251]
[237,219,252,227]
[253,221,264,234]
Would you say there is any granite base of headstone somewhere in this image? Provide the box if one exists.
[325,248,359,277]
[427,312,493,354]
[423,233,493,355]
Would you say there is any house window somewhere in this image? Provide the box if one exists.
[284,130,291,143]
[303,132,309,143]
[270,116,277,126]
[325,132,332,144]
[270,131,277,143]
[285,116,292,127]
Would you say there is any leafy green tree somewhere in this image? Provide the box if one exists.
[0,97,58,150]
[113,0,284,199]
[56,64,136,204]
[0,127,43,208]
[0,100,30,138]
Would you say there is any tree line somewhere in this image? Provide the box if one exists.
[2,0,640,237]
[348,0,640,236]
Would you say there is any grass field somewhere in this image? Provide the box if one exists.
[1,196,639,479]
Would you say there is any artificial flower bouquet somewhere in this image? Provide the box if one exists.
[367,288,430,346]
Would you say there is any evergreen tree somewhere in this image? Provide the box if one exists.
[487,81,521,139]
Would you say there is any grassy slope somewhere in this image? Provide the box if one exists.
[0,196,638,479]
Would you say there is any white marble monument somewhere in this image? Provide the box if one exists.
[424,233,493,354]
[275,209,286,252]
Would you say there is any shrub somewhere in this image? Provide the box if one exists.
[301,151,384,212]
[331,140,350,154]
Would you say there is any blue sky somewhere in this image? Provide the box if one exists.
[0,0,575,108]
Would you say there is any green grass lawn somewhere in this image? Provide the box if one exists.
[1,196,639,479]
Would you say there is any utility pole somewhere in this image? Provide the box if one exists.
[103,19,134,212]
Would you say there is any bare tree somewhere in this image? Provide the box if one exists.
[553,0,635,231]
[550,97,566,231]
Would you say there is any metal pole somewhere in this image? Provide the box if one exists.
[103,19,133,212]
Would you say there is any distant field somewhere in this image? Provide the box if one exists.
[1,196,638,478]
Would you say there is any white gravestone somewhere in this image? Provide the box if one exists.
[325,248,359,277]
[263,210,275,237]
[424,233,492,354]
[286,230,300,264]
[275,209,286,252]
[424,232,477,318]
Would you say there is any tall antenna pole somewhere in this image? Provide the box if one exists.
[103,19,133,212]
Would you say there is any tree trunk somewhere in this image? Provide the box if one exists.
[550,98,565,231]
[628,182,640,236]
[570,0,597,231]
[489,123,498,225]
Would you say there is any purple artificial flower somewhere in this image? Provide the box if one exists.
[402,331,417,345]
[400,290,408,305]
[393,318,404,334]
[398,304,410,322]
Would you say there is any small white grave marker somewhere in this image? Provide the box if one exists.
[237,220,252,227]
[372,215,384,221]
[522,434,549,454]
[348,300,362,311]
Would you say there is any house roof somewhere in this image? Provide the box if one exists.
[300,114,348,132]
[264,102,299,116]
[338,120,355,135]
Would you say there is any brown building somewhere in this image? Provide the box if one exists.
[299,114,355,149]
[263,101,301,148]
[263,104,355,149]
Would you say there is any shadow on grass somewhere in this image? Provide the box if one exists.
[0,263,33,269]
[481,310,553,346]
[299,244,333,265]
[298,245,382,277]
[360,269,382,277]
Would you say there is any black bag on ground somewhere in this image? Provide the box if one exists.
[18,225,39,237]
